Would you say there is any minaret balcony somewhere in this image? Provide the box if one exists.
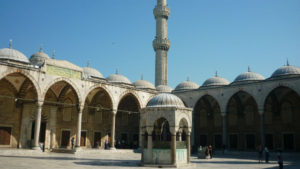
[153,6,170,19]
[153,38,170,51]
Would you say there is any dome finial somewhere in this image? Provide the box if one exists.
[87,60,90,67]
[248,66,251,72]
[40,45,43,52]
[115,68,118,74]
[215,71,218,77]
[141,74,144,80]
[286,58,290,66]
[9,39,12,49]
[187,76,190,81]
[52,50,55,59]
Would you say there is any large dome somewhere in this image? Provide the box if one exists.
[134,79,155,89]
[29,47,50,66]
[233,68,264,83]
[83,67,103,78]
[156,85,173,93]
[202,74,230,87]
[106,70,131,84]
[271,65,300,78]
[146,93,185,108]
[175,79,199,91]
[0,41,29,63]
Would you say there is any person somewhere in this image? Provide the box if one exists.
[71,137,75,149]
[264,146,269,163]
[197,146,203,159]
[205,146,210,159]
[277,150,283,169]
[222,144,226,154]
[209,145,213,159]
[105,139,109,149]
[257,145,263,163]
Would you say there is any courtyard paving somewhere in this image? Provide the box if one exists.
[0,149,299,169]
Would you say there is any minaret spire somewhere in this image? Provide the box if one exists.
[153,0,170,86]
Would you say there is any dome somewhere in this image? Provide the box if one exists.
[202,72,230,87]
[0,41,29,63]
[146,93,185,108]
[83,67,103,78]
[175,79,199,91]
[106,70,131,84]
[233,67,264,83]
[271,65,300,78]
[156,85,173,93]
[29,47,50,66]
[134,76,155,89]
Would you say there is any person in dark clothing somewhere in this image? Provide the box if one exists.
[264,146,269,163]
[277,150,283,169]
[209,145,213,159]
[71,137,75,149]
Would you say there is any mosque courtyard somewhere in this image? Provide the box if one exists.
[0,149,299,169]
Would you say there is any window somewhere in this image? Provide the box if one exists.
[0,127,11,145]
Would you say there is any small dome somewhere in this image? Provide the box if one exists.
[29,47,50,66]
[233,67,264,83]
[175,78,199,91]
[134,77,155,89]
[202,72,230,87]
[83,67,103,78]
[271,65,300,78]
[0,41,29,63]
[147,93,185,108]
[156,85,173,93]
[106,70,131,84]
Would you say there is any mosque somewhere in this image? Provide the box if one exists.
[0,0,300,155]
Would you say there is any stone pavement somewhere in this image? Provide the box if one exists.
[0,149,299,169]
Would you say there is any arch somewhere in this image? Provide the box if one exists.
[84,84,114,109]
[118,90,142,110]
[225,91,258,114]
[0,70,42,100]
[42,77,82,104]
[263,85,300,108]
[194,94,221,113]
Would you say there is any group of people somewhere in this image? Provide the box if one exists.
[197,145,213,159]
[258,145,283,169]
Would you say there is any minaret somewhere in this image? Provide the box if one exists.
[153,0,170,86]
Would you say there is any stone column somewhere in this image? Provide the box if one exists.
[171,134,177,165]
[186,132,191,163]
[75,105,83,149]
[50,107,57,149]
[259,108,265,148]
[147,134,153,163]
[110,110,117,150]
[140,131,144,163]
[221,112,227,150]
[32,101,43,150]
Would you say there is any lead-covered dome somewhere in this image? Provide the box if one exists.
[147,93,185,108]
[175,78,199,91]
[156,85,173,93]
[0,41,29,63]
[271,65,300,78]
[83,67,103,78]
[106,70,131,84]
[202,73,230,87]
[233,67,264,83]
[29,47,50,66]
[133,76,155,89]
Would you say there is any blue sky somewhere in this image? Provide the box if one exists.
[0,0,299,88]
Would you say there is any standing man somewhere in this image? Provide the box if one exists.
[71,137,75,149]
[264,146,269,163]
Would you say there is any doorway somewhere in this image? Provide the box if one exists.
[94,132,101,148]
[61,130,70,147]
[31,122,47,144]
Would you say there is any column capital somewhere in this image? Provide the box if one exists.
[221,112,227,117]
[76,104,84,113]
[111,110,117,115]
[258,107,264,115]
[36,100,44,107]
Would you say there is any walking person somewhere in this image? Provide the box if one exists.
[264,146,269,163]
[277,150,283,169]
[209,145,213,159]
[71,137,75,149]
[257,145,263,163]
[205,146,210,159]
